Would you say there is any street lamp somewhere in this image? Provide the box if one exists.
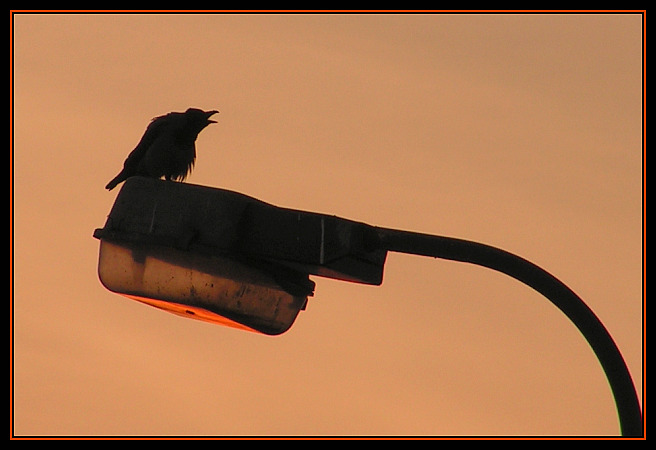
[93,176,642,436]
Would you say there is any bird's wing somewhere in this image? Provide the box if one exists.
[120,114,172,171]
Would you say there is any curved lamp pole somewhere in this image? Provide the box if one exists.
[374,228,643,437]
[94,177,643,436]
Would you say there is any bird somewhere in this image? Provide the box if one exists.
[105,108,219,190]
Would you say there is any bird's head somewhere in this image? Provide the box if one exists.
[185,108,219,133]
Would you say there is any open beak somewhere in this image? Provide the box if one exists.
[206,110,219,123]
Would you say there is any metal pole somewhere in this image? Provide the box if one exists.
[375,227,642,437]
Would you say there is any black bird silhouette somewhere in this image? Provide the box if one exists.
[105,108,219,190]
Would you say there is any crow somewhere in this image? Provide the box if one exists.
[105,108,219,190]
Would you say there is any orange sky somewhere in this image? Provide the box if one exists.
[11,12,644,437]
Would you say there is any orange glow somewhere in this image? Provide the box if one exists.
[121,293,261,334]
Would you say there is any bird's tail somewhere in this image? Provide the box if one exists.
[105,172,126,191]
